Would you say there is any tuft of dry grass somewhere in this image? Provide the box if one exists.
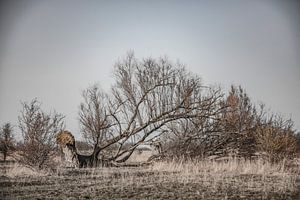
[150,157,291,175]
[149,158,297,195]
[4,163,48,178]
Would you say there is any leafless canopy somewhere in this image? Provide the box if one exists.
[79,53,299,164]
[79,52,225,164]
[18,99,65,169]
[79,86,110,147]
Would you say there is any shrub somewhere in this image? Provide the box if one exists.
[255,117,297,163]
[17,99,64,170]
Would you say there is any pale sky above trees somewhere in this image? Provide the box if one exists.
[0,0,299,139]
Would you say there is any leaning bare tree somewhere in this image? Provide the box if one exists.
[107,53,205,163]
[79,52,227,165]
[18,99,65,170]
[0,123,15,161]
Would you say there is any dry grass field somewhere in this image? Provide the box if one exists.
[1,153,300,200]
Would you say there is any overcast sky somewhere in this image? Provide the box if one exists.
[0,0,299,139]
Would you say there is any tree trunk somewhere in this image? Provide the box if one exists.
[3,152,7,162]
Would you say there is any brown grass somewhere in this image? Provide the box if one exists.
[5,163,47,178]
[0,157,299,199]
[150,158,298,195]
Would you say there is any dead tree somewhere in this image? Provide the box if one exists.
[107,53,204,162]
[0,123,15,161]
[79,52,222,164]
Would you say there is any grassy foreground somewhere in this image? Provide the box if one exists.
[1,158,300,199]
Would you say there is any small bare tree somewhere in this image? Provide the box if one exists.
[0,123,15,161]
[18,99,65,170]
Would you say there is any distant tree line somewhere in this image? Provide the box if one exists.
[1,52,299,169]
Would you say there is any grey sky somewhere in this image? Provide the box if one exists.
[1,0,299,139]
